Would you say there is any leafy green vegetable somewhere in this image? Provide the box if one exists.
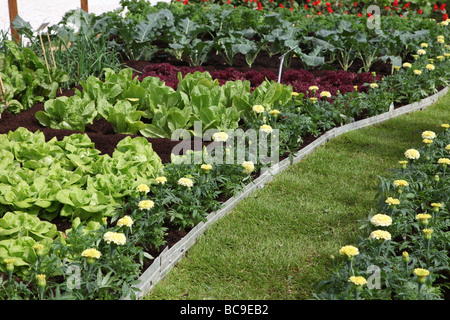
[35,95,97,131]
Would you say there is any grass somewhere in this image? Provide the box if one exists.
[144,92,450,300]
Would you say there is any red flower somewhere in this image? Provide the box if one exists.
[344,11,348,14]
[317,11,322,15]
[434,3,438,11]
[353,2,357,7]
[385,6,390,10]
[289,7,293,11]
[327,7,333,13]
[393,0,398,7]
[279,3,284,8]
[306,0,310,2]
[440,3,446,10]
[367,12,372,17]
[304,4,308,9]
[418,9,422,14]
[227,0,230,3]
[444,13,448,21]
[326,2,331,6]
[183,0,188,5]
[358,12,362,17]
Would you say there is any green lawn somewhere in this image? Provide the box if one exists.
[144,92,450,300]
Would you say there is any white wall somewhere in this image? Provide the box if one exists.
[0,0,170,33]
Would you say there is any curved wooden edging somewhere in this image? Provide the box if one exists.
[123,86,449,300]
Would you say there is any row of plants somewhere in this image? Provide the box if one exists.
[0,40,68,114]
[315,126,450,299]
[113,1,448,70]
[34,40,450,152]
[0,127,257,299]
[182,0,447,21]
[3,2,449,112]
[10,2,448,77]
[34,67,296,140]
[138,62,379,93]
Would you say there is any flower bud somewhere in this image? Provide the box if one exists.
[36,274,46,288]
[402,251,409,263]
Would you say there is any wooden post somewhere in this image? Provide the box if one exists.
[81,0,88,12]
[8,0,20,43]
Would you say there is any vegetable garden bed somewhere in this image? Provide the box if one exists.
[1,1,450,300]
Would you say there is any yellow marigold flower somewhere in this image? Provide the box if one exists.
[414,268,430,277]
[242,161,255,174]
[369,230,392,241]
[402,62,412,68]
[426,64,435,71]
[422,228,433,240]
[416,213,432,220]
[445,53,450,58]
[420,43,428,48]
[354,85,358,91]
[178,177,194,188]
[437,55,444,61]
[81,248,102,259]
[260,124,273,134]
[349,276,367,286]
[308,86,319,91]
[422,131,436,139]
[412,54,419,59]
[385,197,400,206]
[393,180,409,188]
[136,184,150,193]
[437,38,445,44]
[404,148,420,160]
[138,199,155,210]
[291,92,299,96]
[417,49,426,55]
[413,69,422,75]
[155,176,167,184]
[201,164,213,172]
[103,231,127,245]
[369,83,378,89]
[446,144,450,151]
[212,132,229,142]
[117,215,134,227]
[428,58,434,63]
[339,245,360,258]
[320,91,331,98]
[269,109,280,116]
[423,138,433,145]
[309,97,318,102]
[438,158,450,165]
[431,203,442,209]
[370,214,392,227]
[252,104,265,113]
[441,123,450,129]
